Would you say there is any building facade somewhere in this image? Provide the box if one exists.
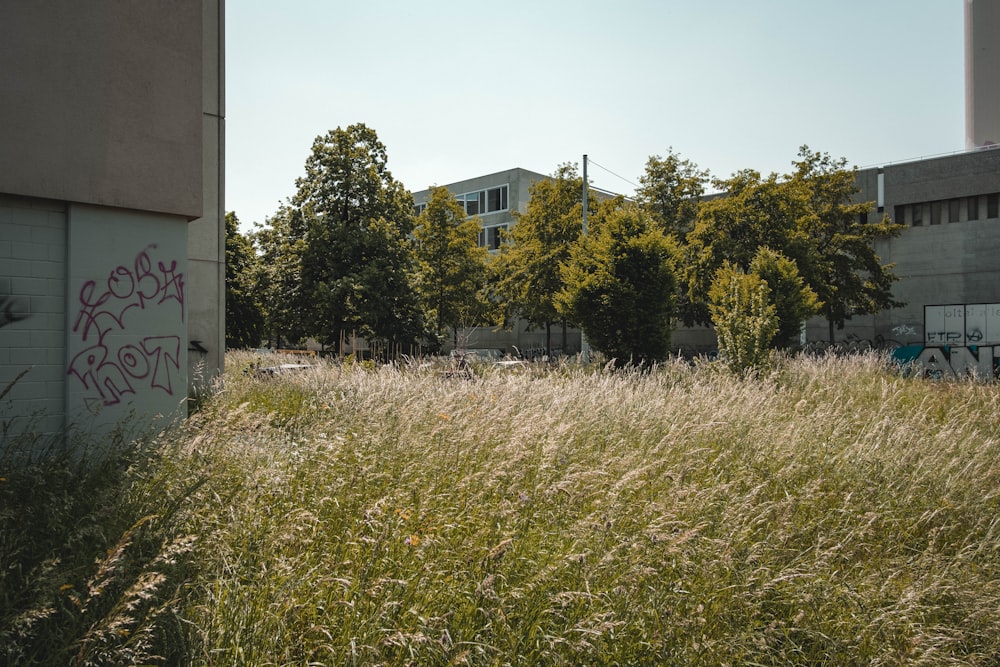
[412,167,597,357]
[0,2,225,445]
[840,148,1000,348]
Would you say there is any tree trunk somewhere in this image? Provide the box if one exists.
[545,321,552,357]
[828,318,835,344]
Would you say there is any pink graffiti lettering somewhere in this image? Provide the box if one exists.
[142,336,181,395]
[67,245,185,407]
[67,344,136,406]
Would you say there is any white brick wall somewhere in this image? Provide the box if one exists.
[0,195,67,439]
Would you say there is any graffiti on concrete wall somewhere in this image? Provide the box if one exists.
[893,344,999,380]
[67,245,185,407]
[0,294,28,328]
[890,303,1000,380]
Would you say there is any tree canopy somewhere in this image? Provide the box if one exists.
[411,186,489,350]
[558,204,679,366]
[492,164,589,354]
[224,212,264,349]
[684,146,903,342]
[291,123,424,352]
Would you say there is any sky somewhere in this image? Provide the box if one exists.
[226,1,965,232]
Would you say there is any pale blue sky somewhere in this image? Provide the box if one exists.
[226,1,964,231]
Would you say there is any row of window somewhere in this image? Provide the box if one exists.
[893,193,999,227]
[414,184,510,218]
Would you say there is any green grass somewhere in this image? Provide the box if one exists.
[3,352,1000,665]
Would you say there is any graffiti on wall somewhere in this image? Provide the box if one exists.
[893,344,999,380]
[890,303,1000,380]
[67,245,185,408]
[0,294,28,328]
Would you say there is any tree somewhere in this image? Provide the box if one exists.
[786,147,904,341]
[749,247,821,348]
[709,263,778,375]
[291,123,424,353]
[224,212,264,349]
[685,169,800,326]
[412,186,489,350]
[685,147,904,342]
[492,163,589,354]
[558,204,678,366]
[635,149,709,326]
[636,149,709,237]
[254,204,307,349]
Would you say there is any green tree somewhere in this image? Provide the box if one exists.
[685,147,904,342]
[291,123,424,354]
[412,186,489,350]
[709,263,778,375]
[558,205,678,366]
[786,147,904,341]
[224,212,265,349]
[492,163,588,355]
[254,204,307,348]
[685,169,800,326]
[749,247,821,348]
[636,149,709,237]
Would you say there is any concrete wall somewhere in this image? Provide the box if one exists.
[805,148,1000,345]
[0,2,223,446]
[188,0,226,388]
[0,2,204,219]
[66,206,189,432]
[0,196,68,438]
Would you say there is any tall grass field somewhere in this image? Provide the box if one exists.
[3,352,1000,665]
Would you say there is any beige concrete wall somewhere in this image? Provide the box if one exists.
[187,0,226,385]
[0,2,204,219]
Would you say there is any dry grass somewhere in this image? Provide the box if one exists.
[4,351,1000,665]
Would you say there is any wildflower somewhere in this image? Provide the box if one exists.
[438,412,450,421]
[405,534,421,547]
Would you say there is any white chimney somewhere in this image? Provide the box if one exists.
[966,0,1000,148]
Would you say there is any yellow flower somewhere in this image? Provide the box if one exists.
[438,413,450,421]
[405,534,421,547]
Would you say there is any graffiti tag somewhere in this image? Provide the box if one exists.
[0,295,28,328]
[67,245,184,407]
[893,345,999,380]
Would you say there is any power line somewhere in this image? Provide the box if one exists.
[585,157,640,191]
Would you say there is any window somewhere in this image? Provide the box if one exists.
[488,224,507,250]
[988,193,999,219]
[930,201,942,225]
[949,198,961,223]
[479,224,507,250]
[968,196,980,221]
[912,204,923,226]
[414,203,427,216]
[459,192,482,216]
[894,204,907,226]
[487,186,508,213]
[858,212,868,225]
[455,185,509,217]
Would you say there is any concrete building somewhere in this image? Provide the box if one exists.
[818,148,1000,347]
[412,168,599,357]
[0,2,225,444]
